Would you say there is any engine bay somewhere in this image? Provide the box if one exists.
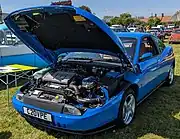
[18,62,124,115]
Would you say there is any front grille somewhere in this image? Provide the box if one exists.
[23,94,64,113]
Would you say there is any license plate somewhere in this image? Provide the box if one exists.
[23,107,52,122]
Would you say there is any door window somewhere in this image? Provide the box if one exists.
[139,37,159,61]
[152,36,166,53]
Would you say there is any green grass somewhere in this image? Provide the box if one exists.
[0,44,180,139]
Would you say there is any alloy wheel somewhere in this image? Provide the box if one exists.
[122,94,136,125]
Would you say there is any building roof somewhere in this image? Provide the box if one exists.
[139,16,172,23]
[139,18,149,23]
[158,16,172,23]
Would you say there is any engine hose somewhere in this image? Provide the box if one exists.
[66,85,104,104]
[75,96,102,104]
[68,85,80,95]
[64,88,75,94]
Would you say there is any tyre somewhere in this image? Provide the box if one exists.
[165,66,174,86]
[116,88,136,127]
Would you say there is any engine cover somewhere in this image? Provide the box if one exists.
[42,70,76,85]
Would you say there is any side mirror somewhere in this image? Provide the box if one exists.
[139,52,153,61]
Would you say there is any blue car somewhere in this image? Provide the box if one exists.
[5,6,175,135]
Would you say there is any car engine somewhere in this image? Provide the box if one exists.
[18,63,124,115]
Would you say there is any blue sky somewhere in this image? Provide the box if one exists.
[1,0,179,18]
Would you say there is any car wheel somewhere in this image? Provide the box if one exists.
[165,66,174,86]
[116,88,136,127]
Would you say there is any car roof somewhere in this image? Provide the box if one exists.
[115,32,150,39]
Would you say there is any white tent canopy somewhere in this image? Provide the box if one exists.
[171,10,180,22]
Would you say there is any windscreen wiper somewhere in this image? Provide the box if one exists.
[65,57,94,63]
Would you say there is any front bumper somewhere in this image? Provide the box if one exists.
[23,114,116,135]
[12,90,124,134]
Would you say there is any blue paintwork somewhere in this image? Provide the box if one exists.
[12,89,123,131]
[0,53,48,68]
[141,52,153,60]
[9,7,175,132]
[117,32,175,101]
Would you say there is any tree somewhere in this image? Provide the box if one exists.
[174,21,180,26]
[110,13,136,27]
[79,5,92,13]
[110,16,120,25]
[147,17,161,27]
[133,18,146,26]
[153,17,161,25]
[118,13,135,27]
[103,16,113,23]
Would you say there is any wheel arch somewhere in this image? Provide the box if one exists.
[116,82,138,126]
[127,83,139,99]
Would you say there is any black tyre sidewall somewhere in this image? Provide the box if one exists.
[116,88,136,127]
[165,66,174,86]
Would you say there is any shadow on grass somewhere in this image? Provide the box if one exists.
[11,76,180,139]
[0,131,12,139]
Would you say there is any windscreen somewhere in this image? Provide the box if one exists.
[58,52,121,63]
[120,37,137,59]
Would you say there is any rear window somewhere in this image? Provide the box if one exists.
[119,37,137,59]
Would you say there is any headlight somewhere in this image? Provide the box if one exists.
[16,93,24,102]
[63,104,82,116]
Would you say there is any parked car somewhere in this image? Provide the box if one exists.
[128,27,138,32]
[169,28,180,44]
[148,27,165,41]
[0,23,47,67]
[164,27,173,36]
[5,6,175,135]
[110,26,129,32]
[167,24,175,29]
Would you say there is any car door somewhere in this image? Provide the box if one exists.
[152,35,173,82]
[137,36,161,100]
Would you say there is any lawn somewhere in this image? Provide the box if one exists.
[0,44,180,139]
